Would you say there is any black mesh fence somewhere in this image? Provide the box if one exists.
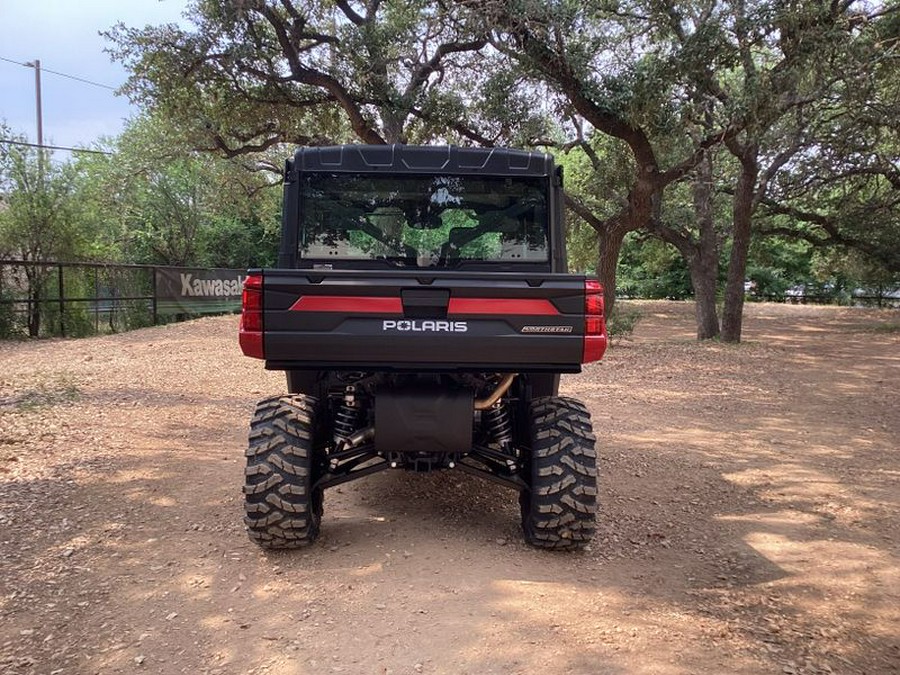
[0,260,244,339]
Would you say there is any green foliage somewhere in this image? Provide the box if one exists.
[105,0,493,148]
[617,235,693,300]
[0,288,17,339]
[0,133,91,336]
[606,304,642,342]
[745,236,812,298]
[494,0,897,337]
[70,114,282,269]
[565,217,598,274]
[812,248,895,289]
[1,114,281,340]
[744,266,789,299]
[198,214,279,269]
[2,1,897,345]
[0,136,85,264]
[121,301,155,331]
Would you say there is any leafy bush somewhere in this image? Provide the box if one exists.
[0,289,20,338]
[745,266,790,299]
[122,300,154,331]
[607,304,643,342]
[617,235,694,300]
[38,274,97,338]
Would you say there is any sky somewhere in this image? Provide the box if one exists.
[0,1,189,154]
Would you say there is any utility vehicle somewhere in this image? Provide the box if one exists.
[239,145,606,550]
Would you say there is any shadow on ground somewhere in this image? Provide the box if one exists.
[1,305,898,674]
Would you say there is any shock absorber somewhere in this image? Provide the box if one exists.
[333,385,360,445]
[483,399,513,448]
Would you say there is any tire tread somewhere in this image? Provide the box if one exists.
[243,395,322,549]
[521,395,598,551]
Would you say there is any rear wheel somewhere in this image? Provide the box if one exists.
[520,396,598,550]
[244,395,323,549]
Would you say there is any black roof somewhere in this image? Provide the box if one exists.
[292,144,554,177]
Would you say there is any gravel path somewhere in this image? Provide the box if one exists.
[1,301,898,675]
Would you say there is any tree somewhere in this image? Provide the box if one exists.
[0,130,85,335]
[472,0,894,340]
[71,114,282,268]
[460,0,732,327]
[106,0,494,154]
[755,4,900,279]
[107,0,899,342]
[659,0,896,340]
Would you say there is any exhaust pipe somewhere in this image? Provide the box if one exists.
[474,374,517,410]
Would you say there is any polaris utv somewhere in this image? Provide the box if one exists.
[239,145,606,550]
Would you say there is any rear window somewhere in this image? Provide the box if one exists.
[298,173,548,268]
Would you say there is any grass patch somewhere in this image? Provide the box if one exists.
[845,322,900,334]
[6,375,81,410]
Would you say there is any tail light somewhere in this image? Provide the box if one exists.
[239,272,264,359]
[582,278,607,363]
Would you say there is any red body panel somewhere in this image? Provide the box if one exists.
[290,296,403,314]
[239,273,265,359]
[289,295,561,317]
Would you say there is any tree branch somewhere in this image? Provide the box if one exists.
[755,198,896,268]
[255,4,386,144]
[335,0,366,26]
[564,193,617,235]
[405,36,489,100]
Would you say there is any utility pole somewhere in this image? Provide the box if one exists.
[25,59,44,177]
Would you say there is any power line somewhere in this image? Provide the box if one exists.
[0,138,113,155]
[0,55,117,90]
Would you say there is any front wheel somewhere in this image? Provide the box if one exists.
[520,396,598,550]
[243,395,323,549]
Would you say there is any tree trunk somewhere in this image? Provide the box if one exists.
[25,267,41,338]
[381,111,406,145]
[722,144,759,343]
[27,290,40,337]
[597,223,627,317]
[689,258,720,339]
[691,152,720,340]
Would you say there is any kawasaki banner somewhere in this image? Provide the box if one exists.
[155,267,246,315]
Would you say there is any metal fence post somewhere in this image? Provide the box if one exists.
[58,264,65,337]
[94,266,100,332]
[151,267,158,326]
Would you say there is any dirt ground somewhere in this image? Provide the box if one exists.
[0,301,898,675]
